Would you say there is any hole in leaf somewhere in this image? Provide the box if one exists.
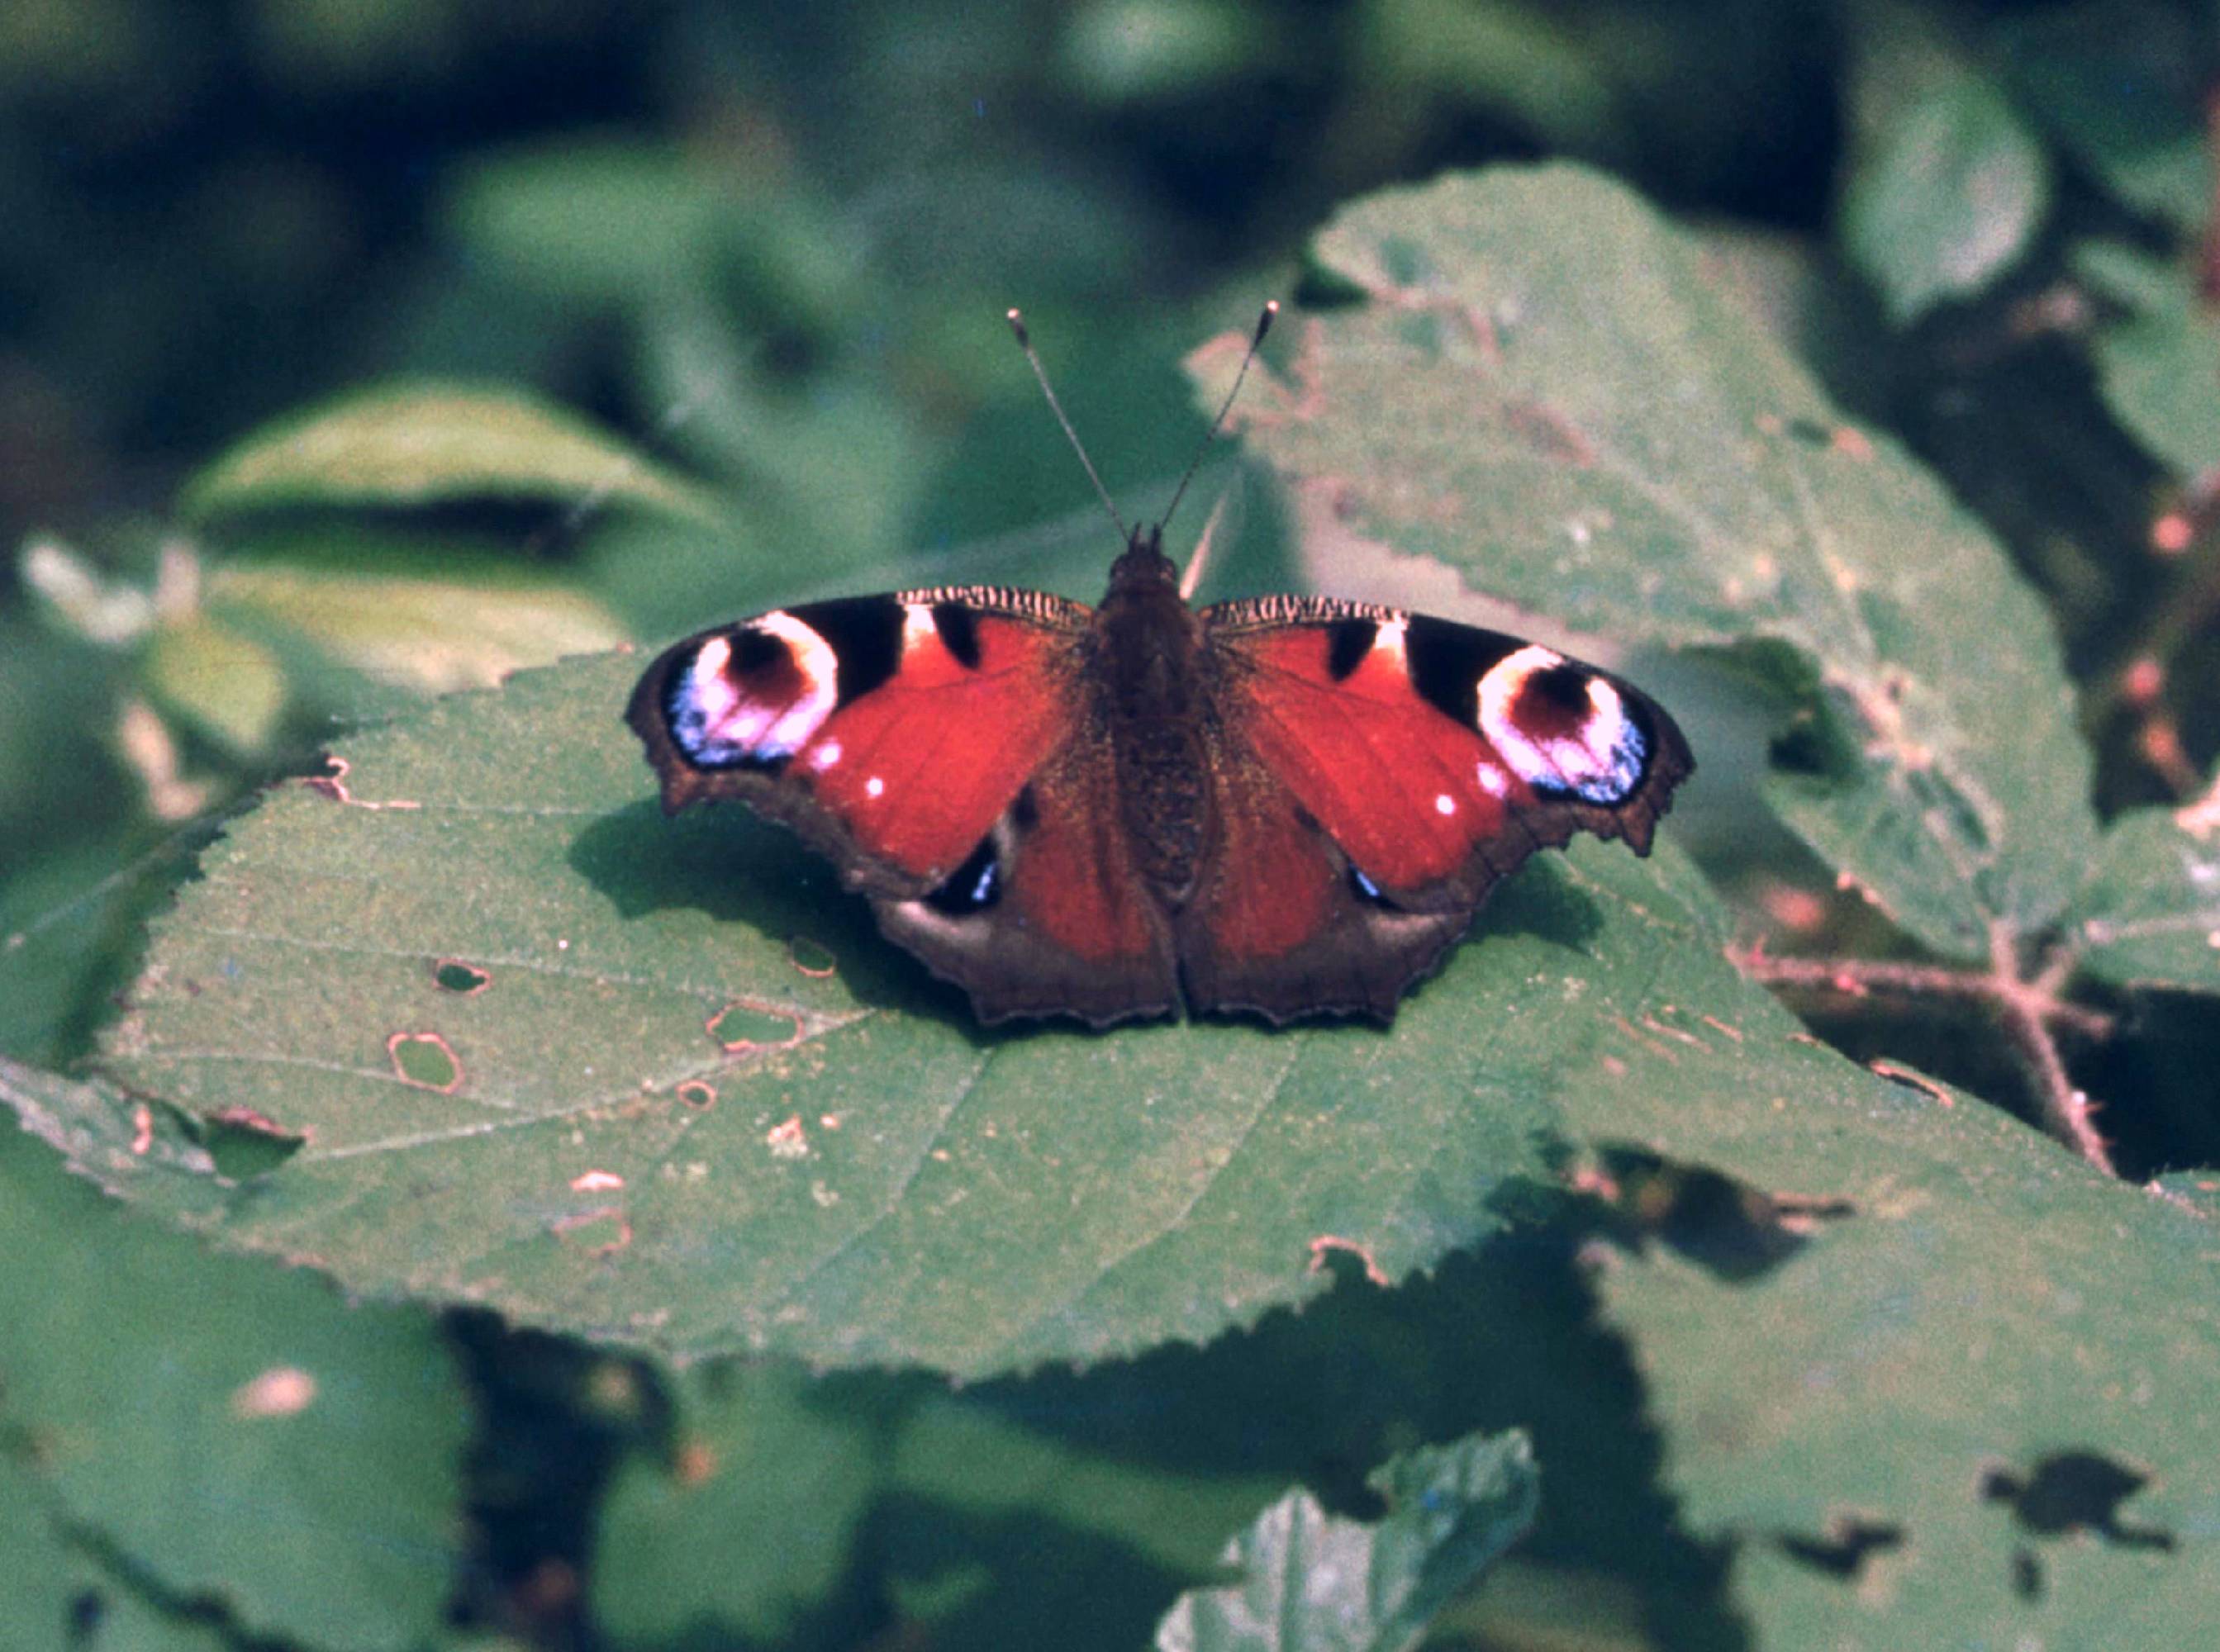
[68,1589,102,1646]
[707,1001,801,1052]
[1778,1513,1905,1579]
[1980,1450,2175,1550]
[1766,700,1861,782]
[553,1208,631,1256]
[388,1031,462,1092]
[1571,1145,1853,1283]
[676,1079,716,1111]
[199,1106,306,1178]
[788,935,837,978]
[433,958,491,995]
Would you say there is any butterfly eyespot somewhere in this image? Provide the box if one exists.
[924,834,1003,916]
[664,612,839,770]
[1476,644,1650,805]
[1347,864,1399,909]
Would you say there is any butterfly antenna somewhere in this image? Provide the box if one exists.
[1160,299,1276,534]
[1008,308,1129,542]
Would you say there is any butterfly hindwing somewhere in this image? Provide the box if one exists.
[1181,597,1694,1015]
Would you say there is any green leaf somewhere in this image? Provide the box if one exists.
[2072,240,2220,479]
[1574,1066,2220,1645]
[210,552,631,697]
[1999,0,2212,232]
[0,1454,230,1652]
[142,615,288,755]
[1234,163,2094,957]
[1151,1430,1538,1652]
[1839,31,2049,323]
[595,1363,1283,1650]
[2064,783,2220,995]
[592,1363,882,1646]
[64,638,1740,1376]
[0,1085,468,1651]
[180,382,724,525]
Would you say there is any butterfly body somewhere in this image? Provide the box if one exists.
[627,522,1693,1028]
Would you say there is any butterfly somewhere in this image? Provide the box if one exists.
[626,305,1692,1027]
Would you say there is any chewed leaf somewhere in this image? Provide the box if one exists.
[181,381,725,525]
[1230,164,2095,957]
[2063,780,2220,996]
[1152,1430,1538,1652]
[60,639,1760,1378]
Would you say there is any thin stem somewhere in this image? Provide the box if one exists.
[1732,930,2121,1174]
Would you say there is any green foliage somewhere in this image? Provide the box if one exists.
[1153,1431,1538,1652]
[181,383,724,525]
[0,1087,468,1650]
[1245,166,2093,959]
[8,5,2220,1649]
[1839,7,2049,323]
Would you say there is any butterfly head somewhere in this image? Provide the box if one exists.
[1106,522,1179,596]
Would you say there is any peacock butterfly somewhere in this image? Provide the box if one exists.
[627,305,1692,1026]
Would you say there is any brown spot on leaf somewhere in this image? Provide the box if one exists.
[570,1170,625,1193]
[765,1114,809,1160]
[553,1208,631,1256]
[200,1105,308,1177]
[130,1104,153,1156]
[676,1440,719,1485]
[708,1000,802,1053]
[388,1031,463,1092]
[1505,400,1595,468]
[301,755,421,811]
[1307,1234,1390,1287]
[230,1365,317,1419]
[1869,1061,1954,1107]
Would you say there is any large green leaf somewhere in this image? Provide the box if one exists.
[0,1089,468,1652]
[1232,164,2094,957]
[1839,12,2049,324]
[2072,240,2220,480]
[181,382,724,525]
[1151,1430,1538,1652]
[592,1362,882,1646]
[2064,782,2220,996]
[1576,1075,2220,1645]
[0,1454,228,1652]
[78,647,1735,1376]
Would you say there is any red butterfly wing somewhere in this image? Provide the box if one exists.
[1181,598,1693,1020]
[628,587,1178,1022]
[628,590,1085,892]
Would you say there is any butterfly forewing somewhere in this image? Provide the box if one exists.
[628,585,1181,1021]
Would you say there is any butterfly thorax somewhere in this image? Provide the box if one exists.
[1096,526,1209,900]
